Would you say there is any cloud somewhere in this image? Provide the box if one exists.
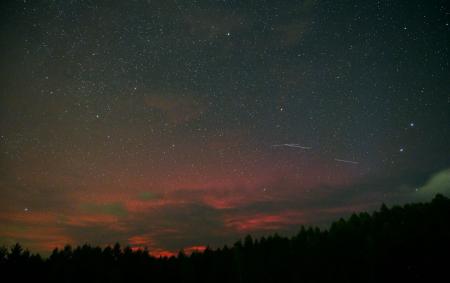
[183,245,207,254]
[415,168,450,200]
[224,210,305,232]
[137,191,161,201]
[2,164,447,256]
[80,202,128,217]
[144,91,205,125]
[127,202,229,251]
[276,22,310,47]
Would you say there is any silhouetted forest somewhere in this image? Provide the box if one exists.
[1,194,449,282]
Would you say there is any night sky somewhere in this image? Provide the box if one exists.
[1,0,449,256]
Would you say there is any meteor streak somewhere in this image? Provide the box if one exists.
[334,158,359,165]
[272,144,312,150]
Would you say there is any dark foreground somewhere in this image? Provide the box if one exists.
[1,195,449,283]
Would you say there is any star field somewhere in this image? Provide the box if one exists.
[0,0,449,255]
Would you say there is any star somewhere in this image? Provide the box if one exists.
[409,122,415,127]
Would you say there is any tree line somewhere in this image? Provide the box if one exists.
[1,194,449,282]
